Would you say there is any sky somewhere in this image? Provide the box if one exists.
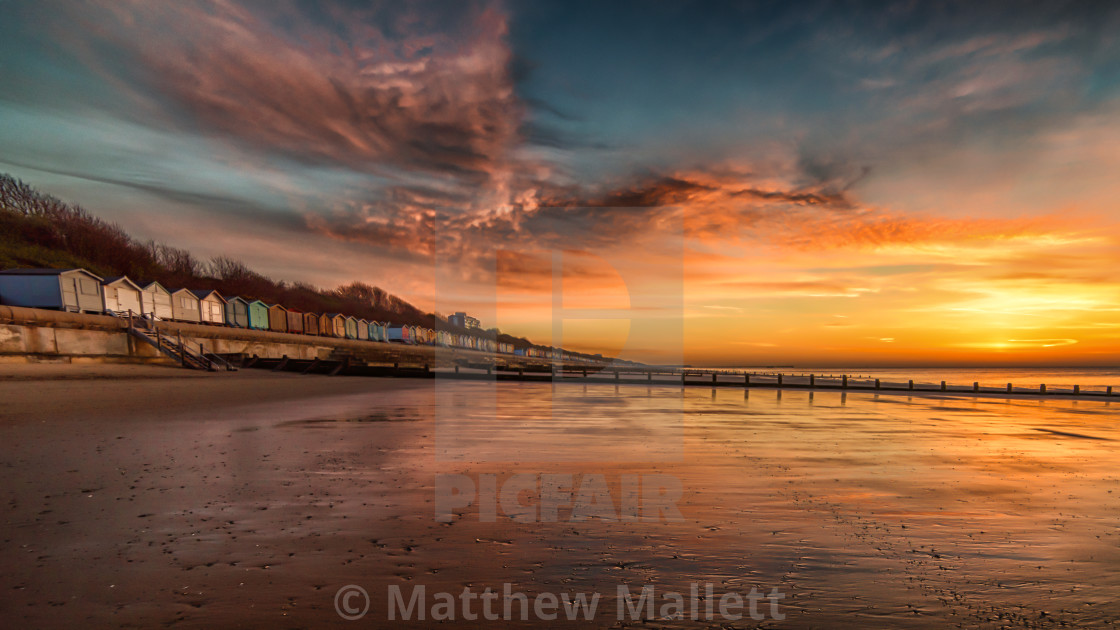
[1,0,1119,366]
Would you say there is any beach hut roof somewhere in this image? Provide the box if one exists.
[227,295,249,304]
[268,303,287,310]
[246,298,268,306]
[0,267,105,281]
[189,289,225,301]
[325,312,345,318]
[102,276,143,291]
[169,288,198,297]
[138,280,170,293]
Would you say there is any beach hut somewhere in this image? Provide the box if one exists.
[0,268,105,314]
[246,299,270,330]
[387,325,411,344]
[343,316,359,340]
[302,312,320,336]
[170,288,201,323]
[267,304,288,333]
[101,276,143,315]
[190,289,226,325]
[320,313,346,337]
[356,319,370,341]
[225,296,250,328]
[139,281,173,320]
[286,308,304,334]
[317,313,335,337]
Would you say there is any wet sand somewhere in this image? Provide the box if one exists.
[1,366,1119,628]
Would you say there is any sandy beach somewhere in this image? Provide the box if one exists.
[1,365,1119,628]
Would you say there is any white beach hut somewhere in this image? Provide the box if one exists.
[101,276,144,315]
[170,288,201,323]
[139,281,173,320]
[190,289,226,324]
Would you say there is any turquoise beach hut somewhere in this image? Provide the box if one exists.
[344,316,359,340]
[246,299,270,330]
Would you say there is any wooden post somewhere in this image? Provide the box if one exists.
[455,365,460,374]
[177,330,185,367]
[744,373,750,386]
[809,374,815,387]
[875,379,881,389]
[711,373,717,384]
[973,382,979,392]
[681,371,686,385]
[940,381,946,391]
[647,372,652,382]
[616,371,620,382]
[1074,384,1080,395]
[581,369,587,378]
[1007,383,1012,393]
[1040,383,1046,394]
[908,380,914,390]
[1108,386,1113,396]
[777,374,783,386]
[842,375,847,389]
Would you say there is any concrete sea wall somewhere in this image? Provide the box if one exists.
[0,306,551,368]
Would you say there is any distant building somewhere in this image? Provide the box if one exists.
[448,311,481,330]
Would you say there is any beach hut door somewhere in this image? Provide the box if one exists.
[61,276,78,311]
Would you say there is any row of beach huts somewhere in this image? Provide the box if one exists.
[0,268,573,359]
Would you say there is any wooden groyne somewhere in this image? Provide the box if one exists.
[241,358,1118,400]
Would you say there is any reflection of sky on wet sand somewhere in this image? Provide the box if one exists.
[129,380,1119,627]
[377,382,1120,627]
[434,382,684,462]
